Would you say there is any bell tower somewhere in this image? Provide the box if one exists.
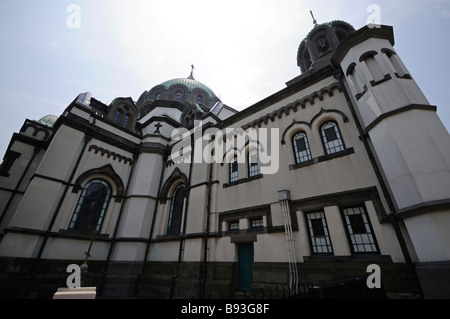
[333,25,450,273]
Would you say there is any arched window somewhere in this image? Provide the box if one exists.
[382,48,410,79]
[122,114,131,128]
[113,109,122,124]
[166,184,186,236]
[320,121,345,155]
[155,93,161,100]
[69,179,111,233]
[229,156,239,183]
[248,149,260,177]
[196,95,203,104]
[292,132,312,164]
[174,91,182,102]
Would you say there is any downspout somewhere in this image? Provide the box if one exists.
[334,68,423,298]
[200,158,214,299]
[278,190,298,296]
[98,151,137,296]
[0,146,41,226]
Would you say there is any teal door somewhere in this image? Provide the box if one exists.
[238,243,254,291]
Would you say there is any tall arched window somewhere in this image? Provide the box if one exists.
[248,149,260,177]
[320,121,345,155]
[69,179,111,233]
[292,132,312,164]
[122,114,131,128]
[229,156,239,183]
[166,184,186,236]
[113,109,122,124]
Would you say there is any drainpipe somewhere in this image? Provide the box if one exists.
[278,190,298,296]
[200,157,214,298]
[334,67,423,298]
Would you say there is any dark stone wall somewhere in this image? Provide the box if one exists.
[0,257,444,299]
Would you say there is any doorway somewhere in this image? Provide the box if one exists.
[238,243,254,291]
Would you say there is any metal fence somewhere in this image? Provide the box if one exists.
[206,273,387,299]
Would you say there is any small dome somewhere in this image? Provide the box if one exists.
[159,77,218,101]
[297,20,355,73]
[38,115,58,127]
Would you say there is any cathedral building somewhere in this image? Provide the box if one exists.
[1,20,450,299]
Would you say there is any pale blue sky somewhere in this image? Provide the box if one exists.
[1,0,449,156]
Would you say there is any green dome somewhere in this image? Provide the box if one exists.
[159,77,217,100]
[38,115,58,127]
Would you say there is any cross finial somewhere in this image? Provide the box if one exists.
[154,122,162,134]
[188,64,195,80]
[310,10,317,25]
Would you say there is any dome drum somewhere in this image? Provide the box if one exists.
[298,20,355,73]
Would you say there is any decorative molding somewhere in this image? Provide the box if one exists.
[241,82,344,131]
[21,122,51,140]
[88,145,134,165]
[159,167,189,204]
[72,164,125,203]
[281,107,349,144]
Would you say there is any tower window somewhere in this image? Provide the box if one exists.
[113,109,122,124]
[166,184,186,236]
[155,93,161,100]
[382,48,411,79]
[196,95,203,104]
[346,63,366,100]
[69,179,111,233]
[320,121,345,155]
[292,132,312,164]
[122,114,131,128]
[174,92,182,102]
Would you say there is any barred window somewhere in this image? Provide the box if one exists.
[250,218,264,229]
[293,132,312,164]
[320,121,345,155]
[248,149,260,177]
[229,221,240,232]
[341,206,379,254]
[306,211,333,255]
[229,156,239,183]
[70,179,111,233]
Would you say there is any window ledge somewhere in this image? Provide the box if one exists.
[370,73,392,87]
[58,229,110,239]
[289,147,354,171]
[223,174,263,188]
